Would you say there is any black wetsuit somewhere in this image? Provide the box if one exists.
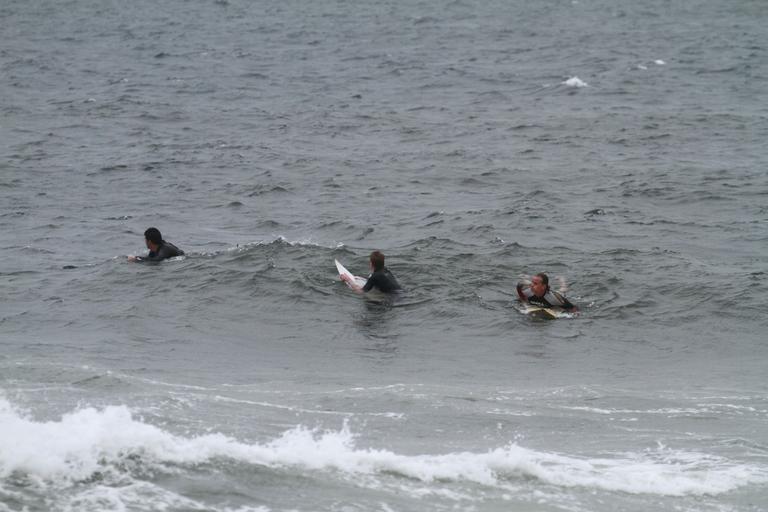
[363,267,401,293]
[516,282,575,310]
[137,241,184,262]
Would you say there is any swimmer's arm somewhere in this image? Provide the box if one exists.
[554,291,577,311]
[128,253,163,263]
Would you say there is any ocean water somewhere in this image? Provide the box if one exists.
[2,0,768,510]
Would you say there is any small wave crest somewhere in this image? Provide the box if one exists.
[1,399,764,497]
[195,236,346,258]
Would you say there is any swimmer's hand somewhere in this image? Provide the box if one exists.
[340,274,350,283]
[127,255,138,262]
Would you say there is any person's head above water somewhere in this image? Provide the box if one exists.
[144,227,163,250]
[369,250,385,272]
[128,227,183,262]
[530,272,549,297]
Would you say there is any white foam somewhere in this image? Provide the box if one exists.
[655,59,666,65]
[58,482,212,512]
[562,76,588,88]
[1,399,765,497]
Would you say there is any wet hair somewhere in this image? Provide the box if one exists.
[369,250,385,272]
[144,227,163,245]
[535,272,549,289]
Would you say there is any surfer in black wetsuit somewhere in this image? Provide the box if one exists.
[341,250,402,294]
[128,227,184,263]
[517,273,575,310]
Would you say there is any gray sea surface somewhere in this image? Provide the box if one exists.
[2,0,768,511]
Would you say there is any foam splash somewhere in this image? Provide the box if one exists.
[1,399,765,496]
[562,76,588,88]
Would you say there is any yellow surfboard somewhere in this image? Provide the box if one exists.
[519,303,573,319]
[524,306,560,319]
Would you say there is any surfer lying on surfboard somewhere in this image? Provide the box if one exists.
[340,251,402,294]
[517,273,576,311]
[127,227,185,263]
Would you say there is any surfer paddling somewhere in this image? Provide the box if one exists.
[341,251,402,294]
[517,273,576,311]
[128,227,184,263]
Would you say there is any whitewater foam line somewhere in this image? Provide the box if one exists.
[560,404,767,416]
[212,395,351,416]
[211,395,405,419]
[1,400,766,496]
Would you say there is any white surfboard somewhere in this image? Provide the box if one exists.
[335,259,367,289]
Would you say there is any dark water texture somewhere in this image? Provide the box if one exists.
[2,0,768,511]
